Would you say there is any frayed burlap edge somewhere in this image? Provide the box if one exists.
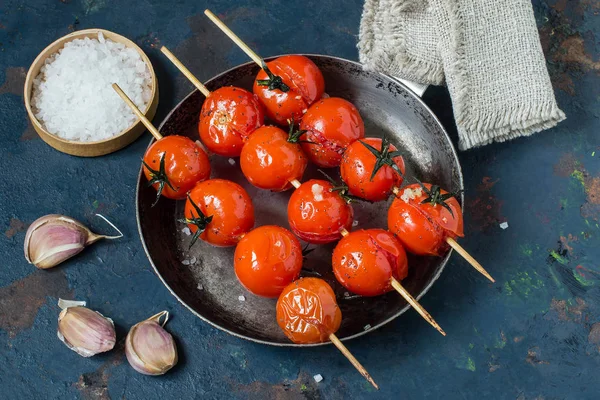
[442,1,566,150]
[358,0,445,85]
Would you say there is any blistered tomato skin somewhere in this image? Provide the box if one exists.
[198,86,264,157]
[388,183,464,256]
[234,226,303,298]
[332,229,408,297]
[340,138,405,202]
[287,179,354,244]
[184,179,255,247]
[300,97,365,168]
[253,55,325,125]
[240,126,307,191]
[143,135,211,200]
[276,277,342,344]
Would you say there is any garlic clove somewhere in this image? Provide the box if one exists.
[57,300,116,357]
[24,214,122,269]
[125,311,178,375]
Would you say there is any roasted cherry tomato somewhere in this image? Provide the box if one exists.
[198,86,264,157]
[287,179,354,244]
[388,183,464,256]
[340,137,405,202]
[253,55,325,125]
[234,225,302,298]
[332,229,408,297]
[299,97,365,168]
[183,179,254,247]
[142,135,211,205]
[276,277,342,344]
[240,126,307,191]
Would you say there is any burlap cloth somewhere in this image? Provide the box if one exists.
[358,0,566,150]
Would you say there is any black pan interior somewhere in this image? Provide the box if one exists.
[136,55,463,346]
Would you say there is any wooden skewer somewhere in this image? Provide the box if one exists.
[112,83,162,141]
[340,228,445,336]
[329,333,379,390]
[289,179,301,189]
[446,237,495,283]
[389,277,445,336]
[204,9,264,68]
[391,187,494,283]
[160,46,211,98]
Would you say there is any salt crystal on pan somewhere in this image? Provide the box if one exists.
[499,222,509,230]
[31,33,152,142]
[344,292,350,298]
[228,158,236,165]
[313,374,323,383]
[182,227,191,236]
[190,257,197,264]
[197,283,204,290]
[352,220,359,227]
[364,324,372,331]
[238,295,246,302]
[182,259,190,266]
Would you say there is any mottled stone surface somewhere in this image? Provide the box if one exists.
[0,0,599,399]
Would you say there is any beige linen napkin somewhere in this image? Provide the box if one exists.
[358,0,566,150]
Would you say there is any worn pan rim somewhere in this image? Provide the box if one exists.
[136,54,464,347]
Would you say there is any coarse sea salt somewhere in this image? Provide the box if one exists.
[31,32,152,142]
[400,187,423,203]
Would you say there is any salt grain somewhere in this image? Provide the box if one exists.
[311,183,324,201]
[31,32,152,142]
[313,374,323,383]
[197,284,204,290]
[182,227,191,236]
[352,220,359,227]
[400,187,423,203]
[228,158,236,165]
[364,324,371,331]
[499,222,509,230]
[182,259,190,266]
[238,295,246,302]
[190,257,197,264]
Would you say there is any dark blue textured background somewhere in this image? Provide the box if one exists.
[1,1,599,399]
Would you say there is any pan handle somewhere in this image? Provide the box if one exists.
[395,78,427,97]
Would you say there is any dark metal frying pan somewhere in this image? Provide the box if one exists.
[136,55,463,346]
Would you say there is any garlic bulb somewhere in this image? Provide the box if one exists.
[24,214,122,269]
[125,311,178,375]
[57,299,116,357]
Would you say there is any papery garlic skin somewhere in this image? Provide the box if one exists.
[125,312,178,375]
[58,306,116,357]
[24,214,122,269]
[25,215,93,269]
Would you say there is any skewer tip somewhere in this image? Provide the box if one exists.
[390,277,446,336]
[445,237,495,283]
[329,333,378,389]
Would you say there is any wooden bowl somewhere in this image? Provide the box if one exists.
[23,28,159,157]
